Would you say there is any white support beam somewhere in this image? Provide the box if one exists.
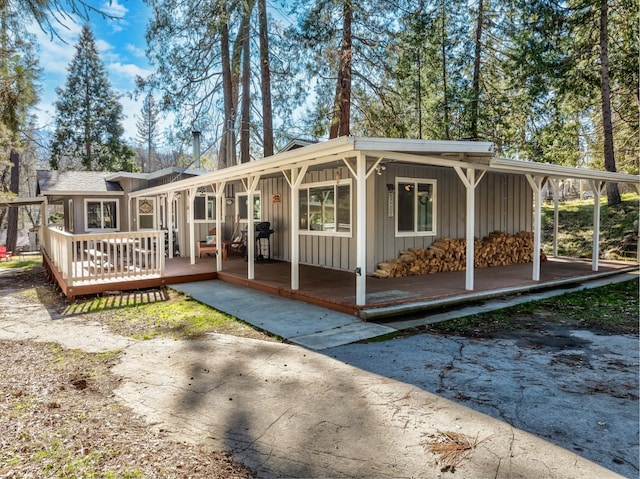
[464,168,476,290]
[590,180,606,271]
[214,181,226,271]
[355,152,367,305]
[188,187,197,265]
[290,165,308,291]
[526,174,544,281]
[167,192,175,259]
[245,174,261,280]
[549,179,559,257]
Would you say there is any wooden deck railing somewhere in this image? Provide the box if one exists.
[42,227,165,286]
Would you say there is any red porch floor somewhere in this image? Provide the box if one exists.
[50,252,636,317]
[199,256,637,318]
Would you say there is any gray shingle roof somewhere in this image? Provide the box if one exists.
[37,171,123,194]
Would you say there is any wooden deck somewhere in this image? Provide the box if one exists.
[46,252,637,318]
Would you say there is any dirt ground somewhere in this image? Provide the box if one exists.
[0,267,255,479]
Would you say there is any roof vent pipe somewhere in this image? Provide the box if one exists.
[192,130,201,169]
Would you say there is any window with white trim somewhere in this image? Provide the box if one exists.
[396,178,436,236]
[236,192,261,222]
[194,195,223,222]
[137,197,156,230]
[299,180,351,235]
[85,199,119,231]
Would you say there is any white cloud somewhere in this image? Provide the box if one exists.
[101,0,128,18]
[125,43,146,58]
[109,62,152,82]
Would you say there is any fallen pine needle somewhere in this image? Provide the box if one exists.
[423,430,481,473]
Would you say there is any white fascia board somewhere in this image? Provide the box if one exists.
[354,137,494,154]
[371,150,492,169]
[491,157,640,184]
[105,172,148,181]
[40,190,125,196]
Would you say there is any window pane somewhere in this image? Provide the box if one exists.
[207,197,216,221]
[336,185,350,232]
[252,196,261,220]
[139,215,154,229]
[299,190,308,230]
[194,196,205,220]
[309,186,334,231]
[103,201,117,229]
[417,183,433,232]
[87,202,101,229]
[238,195,248,220]
[397,183,414,232]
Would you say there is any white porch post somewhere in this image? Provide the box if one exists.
[590,180,605,271]
[550,179,559,257]
[464,168,475,291]
[245,175,260,280]
[526,174,545,281]
[355,152,367,306]
[215,182,225,271]
[188,187,196,265]
[167,192,175,259]
[288,166,307,291]
[454,166,485,291]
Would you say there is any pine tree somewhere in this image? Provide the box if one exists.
[136,93,161,172]
[50,25,135,172]
[0,1,39,253]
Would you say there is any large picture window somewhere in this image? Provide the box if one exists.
[396,178,436,236]
[299,180,351,235]
[193,195,223,222]
[236,192,261,222]
[85,199,118,231]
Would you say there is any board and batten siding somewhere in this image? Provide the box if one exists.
[211,164,532,275]
[371,165,533,273]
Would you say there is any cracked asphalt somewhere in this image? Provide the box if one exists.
[0,273,637,478]
[328,328,639,478]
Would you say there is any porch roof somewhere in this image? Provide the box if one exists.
[129,136,639,198]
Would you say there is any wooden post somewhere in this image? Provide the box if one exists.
[355,152,367,306]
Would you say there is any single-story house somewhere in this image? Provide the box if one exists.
[32,137,639,315]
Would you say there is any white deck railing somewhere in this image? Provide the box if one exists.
[43,227,165,286]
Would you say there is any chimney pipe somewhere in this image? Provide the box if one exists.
[192,130,201,169]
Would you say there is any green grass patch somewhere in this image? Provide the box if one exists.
[0,257,42,269]
[432,278,639,335]
[65,289,271,341]
[542,192,639,259]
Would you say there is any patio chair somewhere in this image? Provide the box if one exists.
[0,245,12,262]
[196,228,218,258]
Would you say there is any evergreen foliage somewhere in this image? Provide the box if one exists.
[50,25,135,172]
[136,93,161,172]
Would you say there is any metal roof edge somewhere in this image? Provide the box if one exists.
[491,157,640,184]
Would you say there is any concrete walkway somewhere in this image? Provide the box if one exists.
[171,280,397,349]
[171,271,638,350]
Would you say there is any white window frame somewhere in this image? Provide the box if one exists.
[299,179,352,237]
[395,177,437,237]
[236,191,261,223]
[84,198,120,232]
[137,197,157,230]
[193,194,225,223]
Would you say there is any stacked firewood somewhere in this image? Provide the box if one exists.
[373,231,545,278]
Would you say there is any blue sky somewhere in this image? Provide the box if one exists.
[32,0,157,145]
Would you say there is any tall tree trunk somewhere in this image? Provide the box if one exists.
[220,23,233,169]
[330,0,352,138]
[5,149,19,252]
[599,0,620,205]
[258,0,273,157]
[470,0,483,140]
[441,0,450,140]
[240,0,251,163]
